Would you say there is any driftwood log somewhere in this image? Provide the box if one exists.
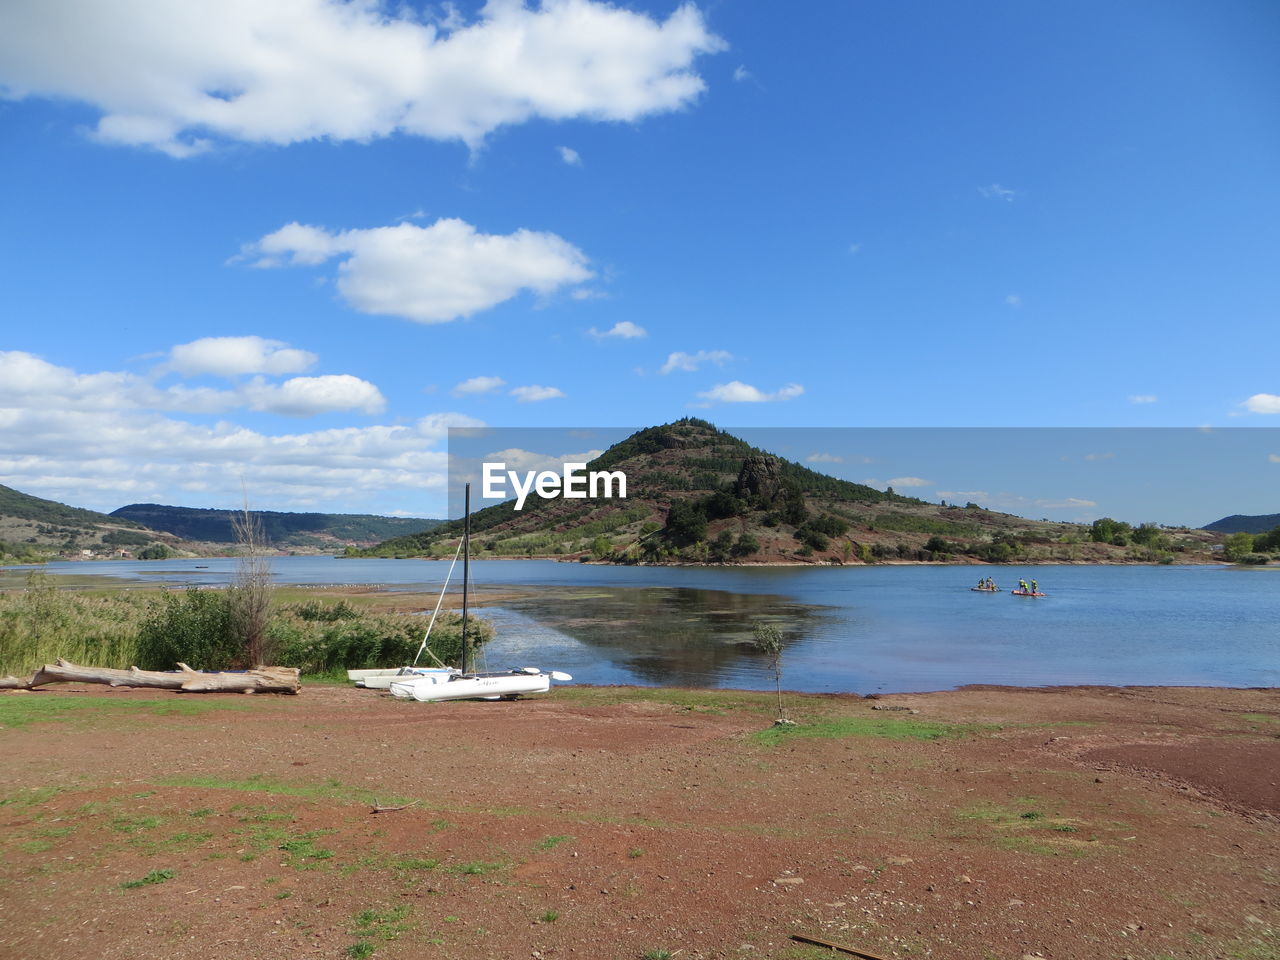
[0,659,300,694]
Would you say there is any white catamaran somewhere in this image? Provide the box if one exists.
[356,482,571,702]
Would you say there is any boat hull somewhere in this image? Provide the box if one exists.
[389,672,552,701]
[351,667,457,689]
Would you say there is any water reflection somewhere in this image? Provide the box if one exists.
[497,585,835,688]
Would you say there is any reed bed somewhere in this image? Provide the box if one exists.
[0,577,488,678]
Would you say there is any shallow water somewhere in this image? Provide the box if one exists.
[11,557,1279,693]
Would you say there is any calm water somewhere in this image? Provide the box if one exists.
[9,557,1279,693]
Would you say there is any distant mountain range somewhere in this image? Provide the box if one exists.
[0,482,441,561]
[356,419,1223,566]
[109,504,440,548]
[0,483,169,561]
[1202,513,1280,535]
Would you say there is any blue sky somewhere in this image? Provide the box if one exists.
[1,0,1277,519]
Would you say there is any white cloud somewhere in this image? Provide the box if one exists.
[659,349,731,374]
[242,374,385,416]
[1243,393,1280,414]
[1129,394,1158,404]
[848,243,861,255]
[0,350,381,418]
[1084,452,1116,461]
[1269,454,1280,463]
[452,375,506,397]
[0,0,725,157]
[732,65,750,82]
[0,395,480,514]
[806,453,843,464]
[510,384,565,403]
[935,490,989,500]
[244,218,593,323]
[557,145,582,166]
[167,336,316,377]
[695,381,803,404]
[1005,293,1022,308]
[587,321,646,340]
[979,183,1019,201]
[1036,497,1097,509]
[887,476,930,488]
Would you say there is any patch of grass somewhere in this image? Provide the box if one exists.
[539,910,559,923]
[955,802,1097,857]
[159,774,411,808]
[120,868,175,889]
[753,713,989,744]
[274,890,293,900]
[642,950,675,960]
[1236,713,1279,725]
[110,814,163,834]
[344,942,375,959]
[0,696,246,729]
[627,847,644,859]
[0,786,64,808]
[188,807,215,818]
[533,834,572,852]
[350,905,411,942]
[279,832,335,868]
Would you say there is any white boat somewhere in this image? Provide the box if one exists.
[372,481,572,703]
[350,666,457,690]
[389,668,557,701]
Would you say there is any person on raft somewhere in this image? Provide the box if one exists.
[1018,579,1029,593]
[1031,579,1038,594]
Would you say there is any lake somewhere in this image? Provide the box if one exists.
[9,557,1279,693]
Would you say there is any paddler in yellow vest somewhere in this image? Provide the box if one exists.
[1031,579,1038,595]
[1018,578,1028,593]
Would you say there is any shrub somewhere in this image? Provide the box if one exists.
[136,589,241,670]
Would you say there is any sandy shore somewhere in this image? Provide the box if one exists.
[0,683,1276,960]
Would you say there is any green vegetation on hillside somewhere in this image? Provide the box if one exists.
[1204,512,1280,535]
[0,483,142,528]
[349,419,1221,567]
[109,503,441,546]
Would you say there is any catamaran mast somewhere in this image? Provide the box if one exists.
[460,481,471,675]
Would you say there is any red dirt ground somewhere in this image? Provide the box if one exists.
[1,683,1276,960]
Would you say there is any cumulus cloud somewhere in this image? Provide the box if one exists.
[0,395,479,514]
[887,476,930,488]
[166,336,316,377]
[695,381,803,404]
[452,375,506,397]
[0,350,382,418]
[0,0,725,157]
[806,453,843,464]
[243,218,593,323]
[557,145,582,166]
[659,349,731,374]
[732,65,750,82]
[1269,454,1280,463]
[242,374,385,416]
[1129,394,1158,404]
[1243,393,1280,414]
[510,384,565,403]
[587,321,646,340]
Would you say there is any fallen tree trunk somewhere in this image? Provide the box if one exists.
[3,659,300,694]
